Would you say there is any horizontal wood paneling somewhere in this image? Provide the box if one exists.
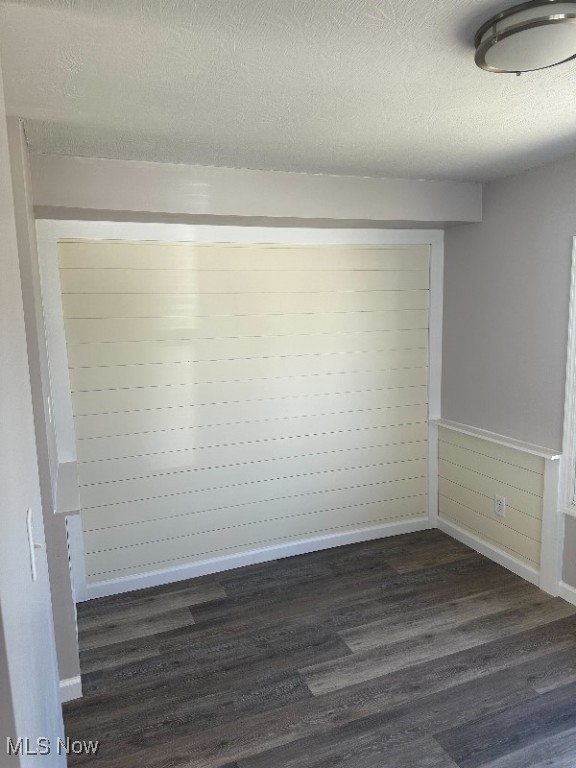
[67,329,429,368]
[81,457,429,510]
[64,309,430,344]
[85,501,428,578]
[440,498,541,565]
[74,385,429,439]
[85,498,428,566]
[60,268,429,294]
[83,474,428,532]
[437,428,544,474]
[62,289,429,319]
[438,459,542,519]
[76,405,429,462]
[79,440,427,487]
[438,428,544,568]
[78,426,429,485]
[72,367,429,416]
[59,241,430,584]
[439,478,542,541]
[58,241,430,271]
[69,348,428,392]
[439,440,543,496]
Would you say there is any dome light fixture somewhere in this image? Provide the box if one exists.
[474,0,576,74]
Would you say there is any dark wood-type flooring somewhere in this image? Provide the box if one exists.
[64,530,576,767]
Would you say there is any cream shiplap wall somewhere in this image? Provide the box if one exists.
[59,240,430,583]
[438,427,544,568]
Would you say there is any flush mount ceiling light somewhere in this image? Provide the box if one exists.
[474,0,576,73]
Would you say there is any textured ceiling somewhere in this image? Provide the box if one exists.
[1,0,576,182]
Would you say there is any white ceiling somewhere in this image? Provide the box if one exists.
[1,0,576,182]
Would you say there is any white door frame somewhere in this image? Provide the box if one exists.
[558,237,576,604]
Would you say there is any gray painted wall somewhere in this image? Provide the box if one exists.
[7,117,81,687]
[443,153,576,452]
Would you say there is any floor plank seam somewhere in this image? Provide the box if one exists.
[65,532,576,767]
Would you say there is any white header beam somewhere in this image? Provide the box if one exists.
[30,154,482,226]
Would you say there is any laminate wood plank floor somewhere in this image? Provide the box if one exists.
[64,530,576,767]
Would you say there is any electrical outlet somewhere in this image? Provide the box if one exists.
[495,495,506,518]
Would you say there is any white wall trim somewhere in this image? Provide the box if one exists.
[539,458,562,595]
[36,223,77,468]
[560,505,576,519]
[560,238,576,514]
[65,514,88,603]
[427,233,444,527]
[437,517,540,587]
[431,418,561,461]
[428,422,439,528]
[36,220,443,600]
[36,219,446,246]
[55,461,80,515]
[559,580,576,607]
[59,676,82,703]
[80,518,432,601]
[556,237,576,600]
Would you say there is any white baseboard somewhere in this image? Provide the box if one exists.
[59,676,82,703]
[79,517,432,601]
[437,518,540,588]
[558,580,576,607]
